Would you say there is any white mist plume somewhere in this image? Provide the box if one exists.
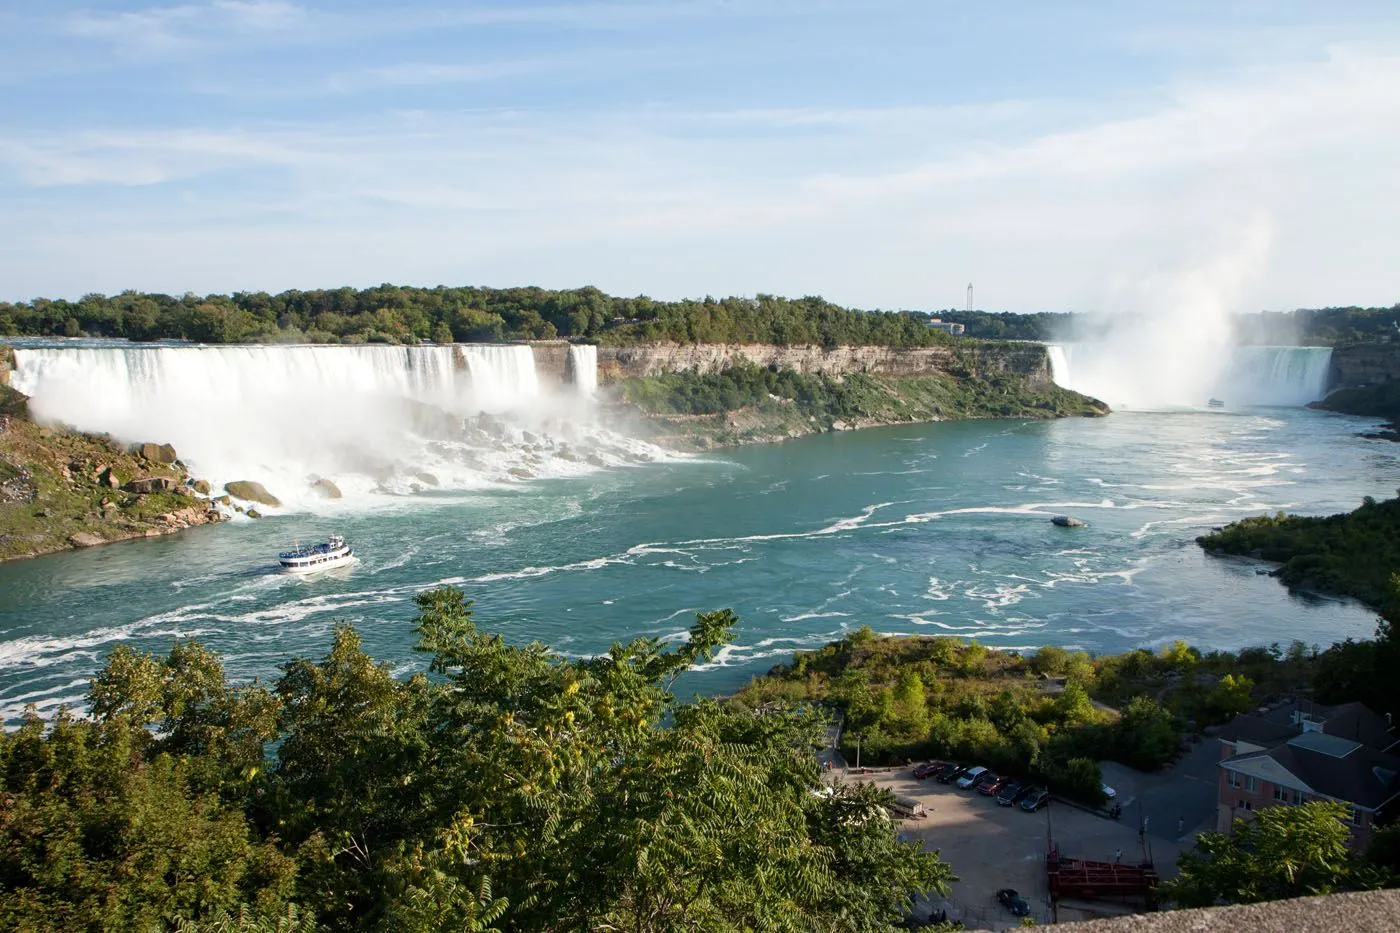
[1049,218,1285,408]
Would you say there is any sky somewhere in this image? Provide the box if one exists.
[2,1,1400,313]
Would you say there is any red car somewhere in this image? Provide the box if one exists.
[912,761,946,779]
[975,772,1006,794]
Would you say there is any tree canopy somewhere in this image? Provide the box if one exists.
[0,589,951,931]
[1161,801,1387,907]
[0,286,960,350]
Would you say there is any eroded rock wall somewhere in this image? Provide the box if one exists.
[1330,344,1400,389]
[594,342,1052,386]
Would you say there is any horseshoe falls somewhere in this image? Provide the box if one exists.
[7,343,652,510]
[1047,344,1333,409]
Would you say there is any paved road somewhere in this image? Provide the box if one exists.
[1100,737,1221,845]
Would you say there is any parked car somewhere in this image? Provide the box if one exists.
[996,888,1031,917]
[912,761,945,780]
[1020,787,1050,811]
[1102,783,1117,799]
[995,780,1028,806]
[936,764,970,785]
[976,773,1007,795]
[955,766,988,789]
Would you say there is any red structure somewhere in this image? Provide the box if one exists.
[1046,842,1159,903]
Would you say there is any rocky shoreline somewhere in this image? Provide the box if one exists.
[0,382,225,562]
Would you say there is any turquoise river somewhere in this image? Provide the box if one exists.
[2,404,1398,719]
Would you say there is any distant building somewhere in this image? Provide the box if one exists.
[925,318,965,336]
[1215,701,1400,849]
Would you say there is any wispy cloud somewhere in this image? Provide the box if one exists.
[61,1,307,55]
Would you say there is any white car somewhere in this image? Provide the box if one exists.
[956,766,987,789]
[1102,783,1117,799]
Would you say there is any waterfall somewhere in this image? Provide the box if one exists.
[9,343,650,509]
[1046,342,1333,409]
[1218,347,1333,407]
[567,344,598,395]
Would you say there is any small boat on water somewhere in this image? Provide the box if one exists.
[1207,398,1225,408]
[279,534,355,573]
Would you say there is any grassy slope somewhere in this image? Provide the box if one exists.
[619,369,1108,450]
[0,383,217,561]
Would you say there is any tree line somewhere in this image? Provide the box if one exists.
[0,286,959,349]
[0,588,949,931]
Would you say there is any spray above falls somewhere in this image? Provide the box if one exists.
[1047,341,1333,409]
[10,343,655,510]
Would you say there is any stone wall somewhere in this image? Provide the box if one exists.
[1329,344,1400,389]
[526,342,571,387]
[593,342,1053,387]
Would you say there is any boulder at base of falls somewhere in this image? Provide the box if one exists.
[309,477,343,499]
[69,532,105,548]
[415,472,439,486]
[192,479,212,495]
[246,508,263,519]
[133,442,178,464]
[124,477,175,494]
[225,480,281,507]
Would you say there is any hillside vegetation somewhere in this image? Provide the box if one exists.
[0,383,222,561]
[734,627,1333,805]
[1196,495,1400,614]
[620,361,1108,449]
[0,590,949,931]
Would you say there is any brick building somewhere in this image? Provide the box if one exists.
[1215,701,1400,849]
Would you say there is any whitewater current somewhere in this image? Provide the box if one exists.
[2,368,1398,722]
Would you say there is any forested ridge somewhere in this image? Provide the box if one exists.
[5,284,1394,346]
[0,588,949,931]
[0,286,957,349]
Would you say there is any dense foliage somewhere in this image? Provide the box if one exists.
[621,360,1105,425]
[6,286,1395,348]
[735,627,1385,807]
[1161,802,1388,907]
[0,589,951,930]
[0,286,957,349]
[1196,496,1400,615]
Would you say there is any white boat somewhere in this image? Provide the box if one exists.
[278,534,355,573]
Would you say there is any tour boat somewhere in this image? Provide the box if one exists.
[278,534,355,573]
[1207,398,1225,408]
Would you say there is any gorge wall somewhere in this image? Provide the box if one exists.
[591,342,1054,386]
[1329,344,1400,389]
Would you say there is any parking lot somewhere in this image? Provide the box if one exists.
[847,766,1189,930]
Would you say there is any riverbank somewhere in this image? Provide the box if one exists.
[0,383,223,562]
[1309,380,1400,442]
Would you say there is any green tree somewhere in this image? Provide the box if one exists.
[1162,801,1385,907]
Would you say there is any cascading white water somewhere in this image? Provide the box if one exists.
[8,342,644,511]
[567,345,598,395]
[1047,343,1333,409]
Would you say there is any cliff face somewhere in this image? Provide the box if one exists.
[1329,344,1400,389]
[594,342,1053,386]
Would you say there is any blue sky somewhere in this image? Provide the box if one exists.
[3,1,1400,312]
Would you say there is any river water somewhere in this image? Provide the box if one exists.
[2,404,1397,721]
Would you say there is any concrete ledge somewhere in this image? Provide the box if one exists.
[1055,889,1400,931]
